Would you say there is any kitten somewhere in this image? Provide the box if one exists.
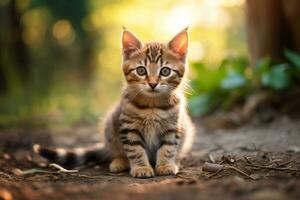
[33,28,195,178]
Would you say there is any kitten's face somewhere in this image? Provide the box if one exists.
[122,29,188,96]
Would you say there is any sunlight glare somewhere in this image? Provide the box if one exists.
[164,6,193,33]
[189,42,205,61]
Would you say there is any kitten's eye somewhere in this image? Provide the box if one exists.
[136,66,147,76]
[160,67,171,76]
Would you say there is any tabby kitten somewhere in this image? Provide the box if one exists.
[34,28,195,178]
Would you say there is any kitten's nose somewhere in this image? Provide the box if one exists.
[149,83,158,89]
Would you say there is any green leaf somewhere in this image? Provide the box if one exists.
[191,62,226,92]
[255,56,271,75]
[188,93,216,116]
[261,64,292,90]
[284,49,300,69]
[192,62,205,75]
[221,71,247,90]
[219,57,248,75]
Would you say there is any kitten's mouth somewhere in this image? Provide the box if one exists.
[145,88,160,95]
[147,88,159,93]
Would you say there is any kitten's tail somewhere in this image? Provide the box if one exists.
[33,143,110,167]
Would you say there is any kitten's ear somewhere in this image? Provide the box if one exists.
[168,28,188,62]
[122,28,142,59]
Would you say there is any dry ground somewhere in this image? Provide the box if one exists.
[0,116,300,200]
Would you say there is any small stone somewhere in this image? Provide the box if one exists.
[3,154,10,160]
[287,146,300,153]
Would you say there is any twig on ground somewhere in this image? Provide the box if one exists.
[208,154,216,163]
[203,162,255,180]
[206,168,223,179]
[11,164,105,179]
[202,162,224,179]
[227,166,255,180]
[243,156,254,165]
[246,163,300,172]
[12,168,59,176]
[0,172,12,179]
[276,160,293,167]
[76,174,109,179]
[49,163,79,173]
[223,155,235,164]
[12,163,78,176]
[218,157,226,165]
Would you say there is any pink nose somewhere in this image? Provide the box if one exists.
[149,83,158,89]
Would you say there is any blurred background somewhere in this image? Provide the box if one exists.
[1,0,300,128]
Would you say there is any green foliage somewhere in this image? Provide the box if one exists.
[261,64,292,90]
[221,71,247,90]
[189,50,300,116]
[255,57,293,90]
[285,49,300,70]
[189,56,250,116]
[188,93,217,116]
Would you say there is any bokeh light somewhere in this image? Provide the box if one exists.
[52,20,76,45]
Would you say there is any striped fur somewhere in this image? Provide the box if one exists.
[33,143,109,167]
[33,28,195,178]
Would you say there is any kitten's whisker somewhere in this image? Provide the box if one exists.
[179,80,194,95]
[128,88,143,104]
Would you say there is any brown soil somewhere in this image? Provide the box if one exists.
[0,116,300,200]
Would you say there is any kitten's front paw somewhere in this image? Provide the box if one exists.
[156,164,179,176]
[130,166,154,178]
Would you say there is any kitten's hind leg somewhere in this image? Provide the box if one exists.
[109,156,129,173]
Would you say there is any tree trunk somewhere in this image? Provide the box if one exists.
[8,0,29,82]
[0,0,29,94]
[282,0,300,53]
[246,0,300,66]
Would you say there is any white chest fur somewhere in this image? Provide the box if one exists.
[141,109,171,147]
[143,116,160,148]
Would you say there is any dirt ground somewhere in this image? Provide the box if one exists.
[0,115,300,200]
